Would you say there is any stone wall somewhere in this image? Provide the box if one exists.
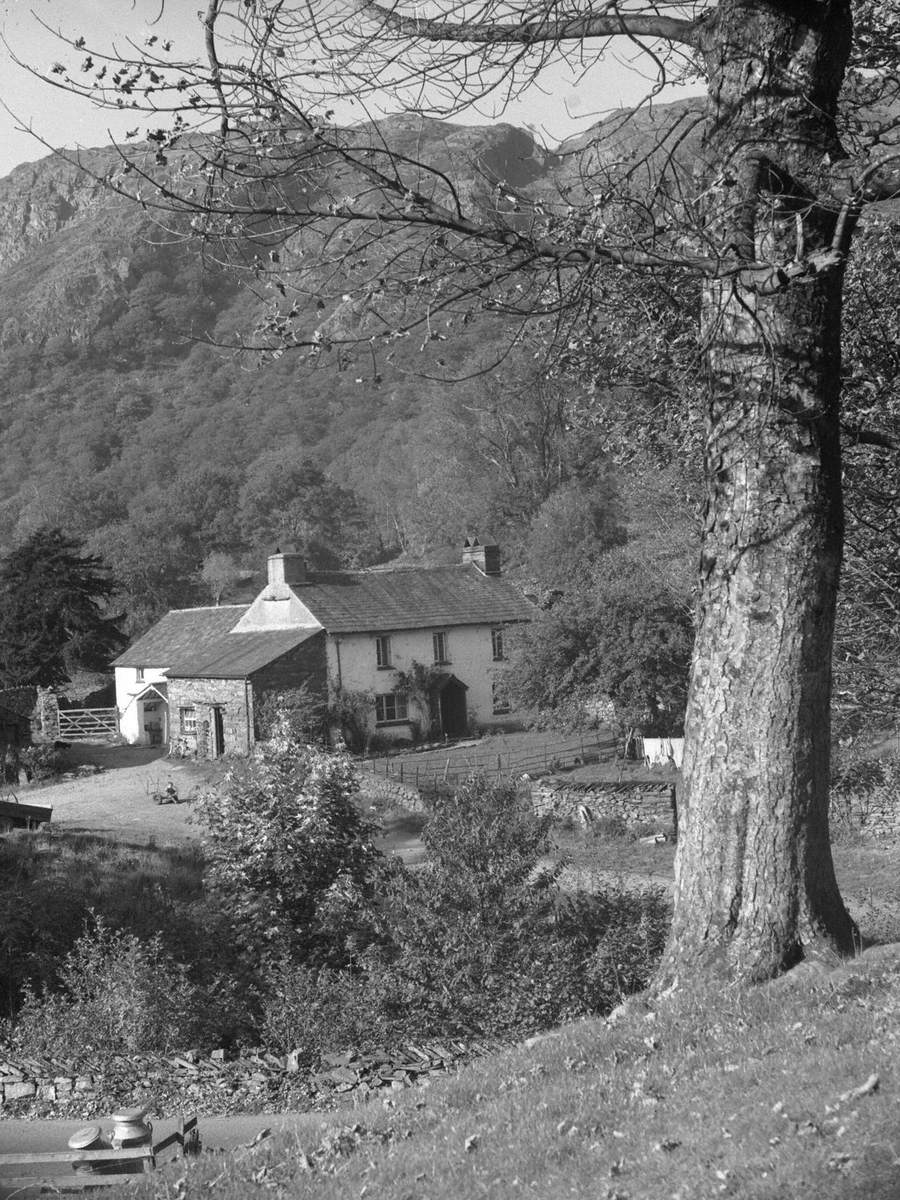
[0,1040,497,1118]
[830,791,900,840]
[531,777,678,833]
[357,764,428,813]
[829,758,900,841]
[251,633,328,736]
[167,677,250,757]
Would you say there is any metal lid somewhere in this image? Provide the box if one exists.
[68,1125,103,1151]
[110,1106,148,1125]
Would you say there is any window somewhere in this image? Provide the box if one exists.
[432,631,449,664]
[179,706,197,735]
[375,693,409,724]
[492,679,511,715]
[375,635,392,668]
[136,667,145,682]
[491,628,505,661]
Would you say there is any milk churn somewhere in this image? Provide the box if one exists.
[67,1124,111,1173]
[110,1106,153,1152]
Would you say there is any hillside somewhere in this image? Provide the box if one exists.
[134,943,900,1199]
[0,110,705,635]
[0,100,896,722]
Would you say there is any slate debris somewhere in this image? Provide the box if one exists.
[0,1039,499,1119]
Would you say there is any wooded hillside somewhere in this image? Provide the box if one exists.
[0,104,895,734]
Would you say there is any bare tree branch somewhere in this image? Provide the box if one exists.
[345,0,702,49]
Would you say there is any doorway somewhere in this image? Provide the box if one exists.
[436,676,468,738]
[211,706,225,757]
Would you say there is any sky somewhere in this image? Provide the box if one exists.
[0,1,698,178]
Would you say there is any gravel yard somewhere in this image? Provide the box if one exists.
[12,742,423,856]
[13,744,219,842]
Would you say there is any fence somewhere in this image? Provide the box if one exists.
[366,732,616,794]
[56,708,119,741]
[0,1114,199,1194]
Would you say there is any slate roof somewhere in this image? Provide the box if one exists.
[166,629,321,680]
[111,606,249,668]
[112,564,533,677]
[291,564,534,633]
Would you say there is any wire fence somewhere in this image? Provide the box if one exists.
[365,732,617,793]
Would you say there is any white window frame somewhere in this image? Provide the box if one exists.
[491,628,505,661]
[179,706,197,735]
[432,630,450,664]
[375,635,392,669]
[492,678,511,715]
[375,693,409,725]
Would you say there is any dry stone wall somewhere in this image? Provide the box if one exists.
[830,792,900,840]
[531,777,678,833]
[0,1040,497,1118]
[357,765,428,813]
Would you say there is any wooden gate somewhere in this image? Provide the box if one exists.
[56,707,120,741]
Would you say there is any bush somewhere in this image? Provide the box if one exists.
[252,777,671,1056]
[10,915,204,1058]
[193,726,384,963]
[297,778,668,1045]
[830,756,900,835]
[18,743,65,782]
[257,958,385,1062]
[254,683,327,744]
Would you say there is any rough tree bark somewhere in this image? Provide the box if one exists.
[665,0,858,979]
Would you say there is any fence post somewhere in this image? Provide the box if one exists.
[400,763,404,784]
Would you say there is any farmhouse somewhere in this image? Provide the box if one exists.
[112,540,533,756]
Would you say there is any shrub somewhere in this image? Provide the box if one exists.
[10,914,204,1058]
[18,743,65,782]
[357,776,670,1040]
[830,756,900,836]
[249,776,671,1057]
[193,726,383,963]
[327,688,374,754]
[257,958,384,1062]
[254,683,327,744]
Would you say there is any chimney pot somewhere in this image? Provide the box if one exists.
[268,552,307,588]
[462,538,500,575]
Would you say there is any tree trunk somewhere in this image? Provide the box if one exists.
[662,0,857,981]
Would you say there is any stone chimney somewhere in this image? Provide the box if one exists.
[267,551,307,588]
[462,535,501,576]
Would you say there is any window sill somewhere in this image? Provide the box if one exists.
[375,719,411,727]
[376,665,394,671]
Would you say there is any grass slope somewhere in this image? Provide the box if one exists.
[133,942,900,1199]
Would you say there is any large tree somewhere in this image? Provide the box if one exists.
[0,528,125,687]
[29,0,900,981]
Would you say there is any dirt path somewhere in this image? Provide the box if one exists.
[15,744,426,854]
[14,745,219,842]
